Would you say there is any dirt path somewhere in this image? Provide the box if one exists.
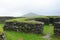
[43,33,51,40]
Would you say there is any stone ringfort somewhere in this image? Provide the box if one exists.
[3,16,60,36]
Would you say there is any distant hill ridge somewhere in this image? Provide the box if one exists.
[22,13,40,17]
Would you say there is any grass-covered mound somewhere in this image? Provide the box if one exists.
[6,18,29,22]
[4,18,44,34]
[5,18,44,24]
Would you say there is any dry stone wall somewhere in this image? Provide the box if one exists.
[54,22,60,36]
[0,33,5,40]
[0,17,16,23]
[30,18,60,25]
[4,22,44,34]
[31,18,50,25]
[49,18,60,24]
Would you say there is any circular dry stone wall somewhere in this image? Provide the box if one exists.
[4,21,44,34]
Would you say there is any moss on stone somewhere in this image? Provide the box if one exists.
[6,20,44,24]
[55,22,60,24]
[6,18,29,22]
[32,16,60,18]
[6,18,44,24]
[0,28,4,35]
[47,16,60,18]
[32,16,49,18]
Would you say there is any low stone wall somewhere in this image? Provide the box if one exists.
[54,22,60,36]
[33,18,49,25]
[31,18,60,25]
[49,18,60,24]
[0,17,16,23]
[0,33,5,40]
[4,22,44,34]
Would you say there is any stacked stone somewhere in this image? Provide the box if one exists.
[4,22,19,31]
[0,32,5,40]
[4,22,44,34]
[34,18,49,25]
[18,23,44,34]
[53,18,60,24]
[49,18,60,24]
[54,22,60,36]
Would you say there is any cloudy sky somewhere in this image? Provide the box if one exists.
[0,0,60,17]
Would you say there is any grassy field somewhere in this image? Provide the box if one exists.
[0,24,60,40]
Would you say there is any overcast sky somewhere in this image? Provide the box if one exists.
[0,0,60,17]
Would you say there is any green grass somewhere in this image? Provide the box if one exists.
[5,31,47,40]
[43,25,54,35]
